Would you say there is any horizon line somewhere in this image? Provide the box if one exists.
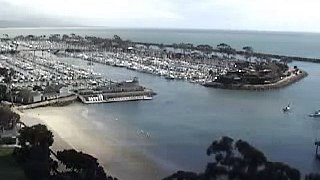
[1,25,320,35]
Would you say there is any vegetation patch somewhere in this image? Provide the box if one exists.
[0,147,27,180]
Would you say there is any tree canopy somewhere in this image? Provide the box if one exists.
[0,84,7,100]
[13,124,54,180]
[56,149,117,180]
[0,105,19,130]
[217,43,236,58]
[13,122,118,180]
[0,67,14,84]
[113,35,122,43]
[164,136,301,180]
[243,46,254,61]
[196,44,213,55]
[18,124,54,148]
[57,149,99,172]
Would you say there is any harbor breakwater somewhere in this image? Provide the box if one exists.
[204,70,308,91]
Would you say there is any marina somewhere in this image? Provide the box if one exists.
[0,38,157,106]
[1,34,308,91]
[1,30,320,179]
[2,0,320,178]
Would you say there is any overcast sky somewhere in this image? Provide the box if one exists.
[1,0,320,32]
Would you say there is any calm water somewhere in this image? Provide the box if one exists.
[62,56,320,176]
[2,27,320,58]
[4,28,320,177]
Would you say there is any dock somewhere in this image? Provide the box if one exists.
[0,45,156,107]
[1,33,310,94]
[76,77,155,104]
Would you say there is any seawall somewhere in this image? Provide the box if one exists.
[203,70,308,91]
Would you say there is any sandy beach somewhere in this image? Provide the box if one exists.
[18,103,168,180]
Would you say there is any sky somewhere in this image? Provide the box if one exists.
[1,0,320,32]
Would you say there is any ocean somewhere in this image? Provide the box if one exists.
[2,27,320,58]
[3,28,320,178]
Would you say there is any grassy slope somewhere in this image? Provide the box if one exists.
[0,147,26,180]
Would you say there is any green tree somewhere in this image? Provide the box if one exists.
[62,34,70,41]
[217,43,236,59]
[18,124,54,148]
[243,46,254,62]
[196,44,213,57]
[56,149,117,180]
[0,84,7,101]
[14,124,54,180]
[0,106,19,131]
[113,35,122,43]
[164,137,301,180]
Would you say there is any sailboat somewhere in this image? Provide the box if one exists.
[87,57,94,65]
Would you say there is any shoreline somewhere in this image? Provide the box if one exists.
[203,70,308,90]
[18,103,168,180]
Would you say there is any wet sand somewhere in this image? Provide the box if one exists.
[19,103,167,180]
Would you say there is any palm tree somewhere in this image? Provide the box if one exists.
[144,44,150,56]
[158,43,166,57]
[171,43,180,59]
[217,43,235,59]
[113,35,122,43]
[62,34,69,41]
[178,43,189,56]
[243,46,254,62]
[3,68,15,106]
[217,43,231,51]
[197,44,213,58]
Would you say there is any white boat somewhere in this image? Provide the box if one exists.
[25,65,34,70]
[143,95,153,100]
[165,74,175,80]
[12,78,18,83]
[309,110,320,117]
[283,104,291,112]
[0,55,8,60]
